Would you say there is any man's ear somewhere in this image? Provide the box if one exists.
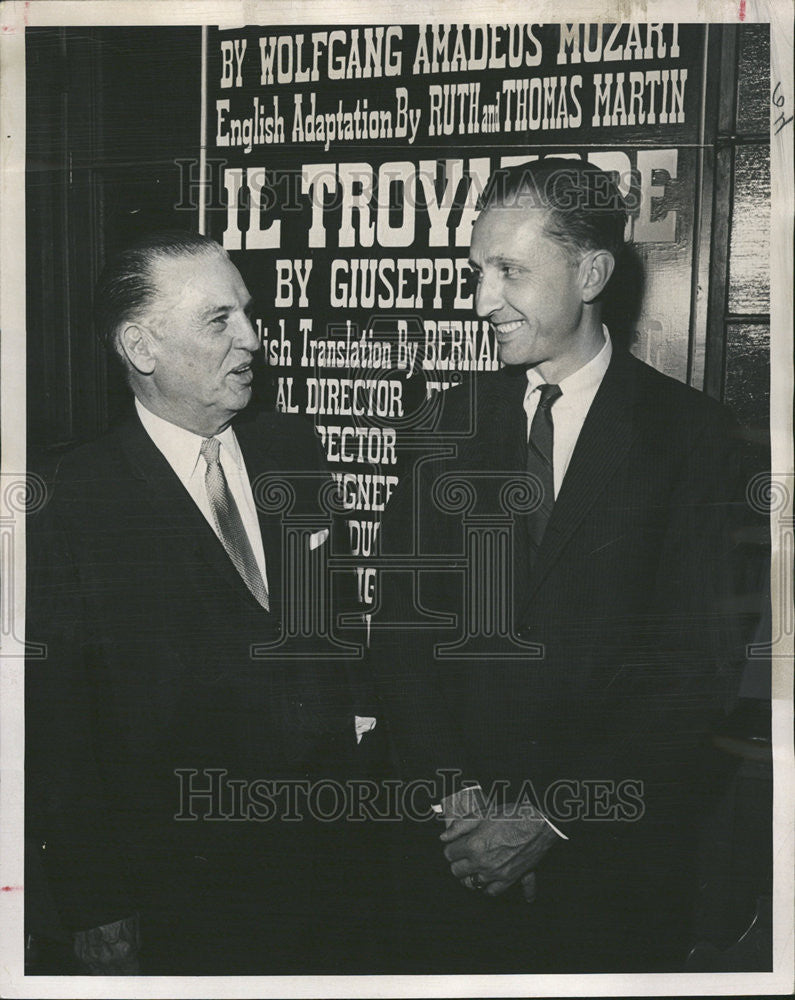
[118,323,156,375]
[580,250,615,303]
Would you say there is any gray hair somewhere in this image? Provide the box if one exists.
[94,231,226,370]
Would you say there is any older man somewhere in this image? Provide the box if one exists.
[26,232,376,974]
[373,159,756,972]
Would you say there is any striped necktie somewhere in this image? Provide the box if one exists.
[201,436,269,610]
[526,383,562,553]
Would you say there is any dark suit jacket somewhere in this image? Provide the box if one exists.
[26,410,371,954]
[372,349,759,970]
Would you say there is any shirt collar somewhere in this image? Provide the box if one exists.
[526,324,612,403]
[135,398,243,486]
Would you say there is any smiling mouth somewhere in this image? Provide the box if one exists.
[228,364,253,386]
[492,319,525,337]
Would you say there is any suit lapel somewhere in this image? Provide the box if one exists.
[117,416,267,610]
[465,370,534,624]
[518,350,641,617]
[497,371,535,617]
[469,367,528,471]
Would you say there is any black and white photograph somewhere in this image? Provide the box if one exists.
[0,0,792,995]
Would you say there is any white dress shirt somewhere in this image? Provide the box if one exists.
[523,326,613,498]
[135,399,269,591]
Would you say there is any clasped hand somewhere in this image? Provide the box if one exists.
[440,800,558,897]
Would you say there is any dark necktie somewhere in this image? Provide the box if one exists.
[201,436,270,610]
[526,383,562,552]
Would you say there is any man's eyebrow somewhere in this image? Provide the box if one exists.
[200,305,231,320]
[199,299,255,320]
[472,254,527,268]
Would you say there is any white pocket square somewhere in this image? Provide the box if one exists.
[355,716,377,744]
[309,528,329,550]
